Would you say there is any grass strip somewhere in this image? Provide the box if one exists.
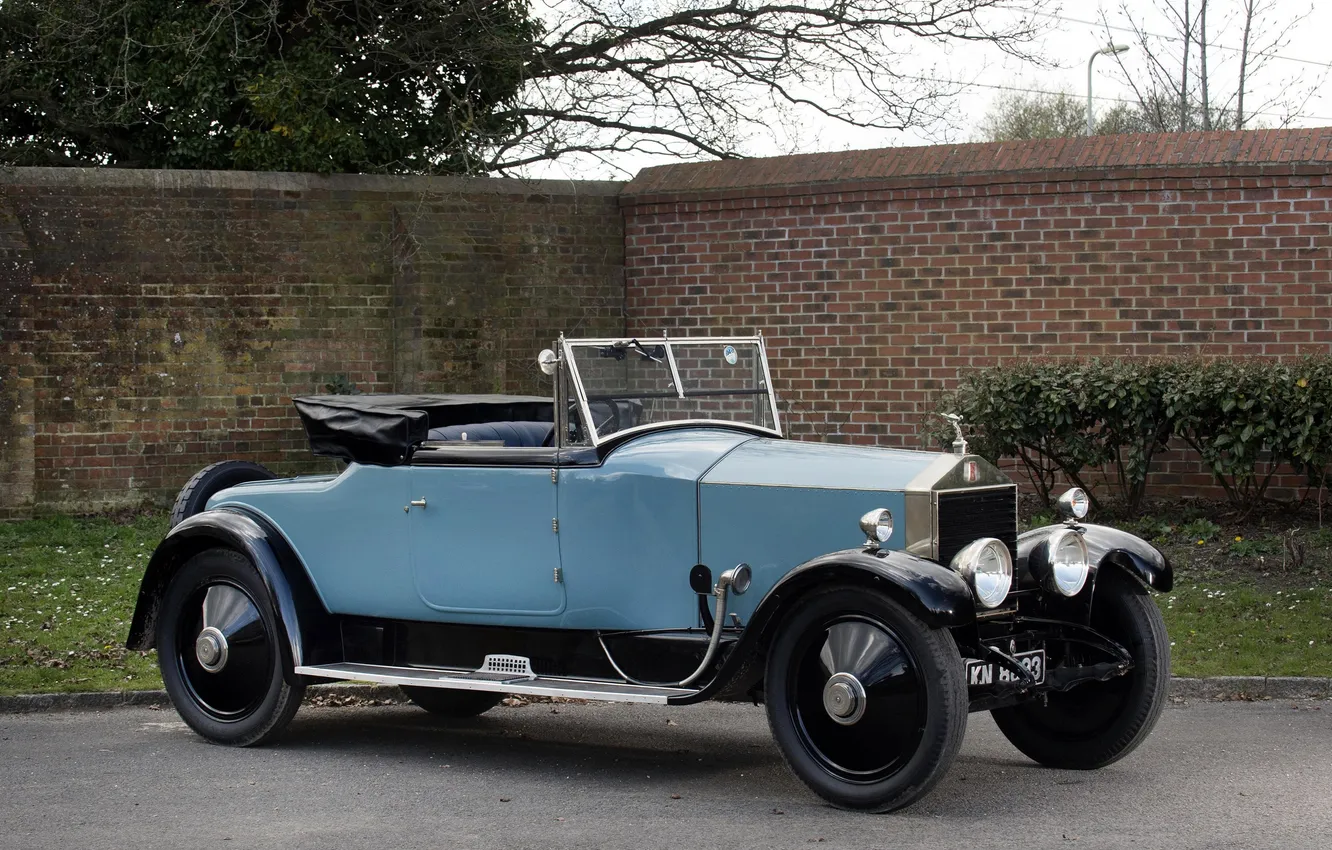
[1,514,165,695]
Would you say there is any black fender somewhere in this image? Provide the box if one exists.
[1018,523,1173,593]
[671,547,975,704]
[125,508,339,683]
[756,548,977,629]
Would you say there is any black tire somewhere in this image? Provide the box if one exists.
[169,461,276,528]
[764,586,968,813]
[157,548,304,746]
[991,569,1170,769]
[400,687,503,718]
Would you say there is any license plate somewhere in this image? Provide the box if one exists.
[966,649,1045,687]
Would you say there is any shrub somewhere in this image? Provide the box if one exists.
[1163,359,1286,507]
[939,359,1170,513]
[1164,357,1332,511]
[939,356,1332,515]
[934,360,1111,509]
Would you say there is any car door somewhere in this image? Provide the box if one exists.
[408,464,566,616]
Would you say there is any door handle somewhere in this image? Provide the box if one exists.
[404,498,427,512]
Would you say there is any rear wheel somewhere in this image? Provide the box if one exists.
[169,461,276,528]
[991,569,1169,769]
[157,548,303,746]
[764,586,967,812]
[400,687,502,718]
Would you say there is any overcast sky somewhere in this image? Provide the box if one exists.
[526,0,1331,180]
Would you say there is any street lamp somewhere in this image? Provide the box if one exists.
[1087,42,1130,135]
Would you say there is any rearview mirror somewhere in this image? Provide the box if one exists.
[537,349,559,376]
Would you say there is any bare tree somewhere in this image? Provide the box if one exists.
[481,0,1050,173]
[1101,0,1322,133]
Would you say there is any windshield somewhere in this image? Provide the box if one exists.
[562,337,780,444]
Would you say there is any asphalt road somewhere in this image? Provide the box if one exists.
[2,698,1329,850]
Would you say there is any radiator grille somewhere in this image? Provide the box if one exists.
[936,487,1018,568]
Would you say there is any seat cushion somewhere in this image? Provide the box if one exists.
[426,421,554,448]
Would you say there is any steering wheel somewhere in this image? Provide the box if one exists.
[590,401,622,437]
[563,400,621,444]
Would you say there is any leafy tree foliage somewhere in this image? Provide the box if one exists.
[979,89,1175,142]
[0,0,540,171]
[1,0,1044,173]
[979,91,1086,141]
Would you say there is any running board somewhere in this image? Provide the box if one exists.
[294,661,698,705]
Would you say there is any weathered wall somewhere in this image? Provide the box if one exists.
[0,170,623,516]
[8,128,1332,516]
[621,129,1332,497]
[0,201,35,516]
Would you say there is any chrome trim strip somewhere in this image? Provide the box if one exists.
[936,483,1017,494]
[933,490,941,560]
[553,332,566,450]
[703,480,901,492]
[904,490,935,559]
[663,341,685,400]
[560,336,600,448]
[757,332,782,436]
[564,336,764,346]
[598,420,782,445]
[296,662,697,704]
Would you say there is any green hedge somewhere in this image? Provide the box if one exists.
[935,357,1332,514]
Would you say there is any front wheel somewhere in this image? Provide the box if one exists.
[991,569,1170,769]
[157,548,304,746]
[764,586,967,812]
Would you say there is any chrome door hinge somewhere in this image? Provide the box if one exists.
[550,468,558,484]
[552,518,559,533]
[553,567,562,583]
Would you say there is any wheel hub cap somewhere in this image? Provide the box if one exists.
[195,626,229,673]
[822,671,867,725]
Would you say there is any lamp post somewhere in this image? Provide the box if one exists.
[1087,43,1130,135]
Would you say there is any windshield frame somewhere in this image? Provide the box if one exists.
[559,335,783,447]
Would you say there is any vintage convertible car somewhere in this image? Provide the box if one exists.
[127,335,1172,812]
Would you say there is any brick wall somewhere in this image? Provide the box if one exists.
[0,169,623,516]
[621,129,1332,499]
[7,128,1332,516]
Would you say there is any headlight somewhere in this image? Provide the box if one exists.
[1033,527,1090,597]
[1056,487,1090,520]
[950,537,1013,609]
[858,508,894,548]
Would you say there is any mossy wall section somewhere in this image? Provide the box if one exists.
[0,170,624,516]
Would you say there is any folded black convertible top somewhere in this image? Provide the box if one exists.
[294,394,554,466]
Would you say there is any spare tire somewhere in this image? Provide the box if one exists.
[169,461,277,528]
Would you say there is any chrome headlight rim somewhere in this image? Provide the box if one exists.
[1041,527,1091,597]
[859,508,894,548]
[1056,487,1091,520]
[949,536,1013,609]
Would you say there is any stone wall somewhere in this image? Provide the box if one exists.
[0,169,623,516]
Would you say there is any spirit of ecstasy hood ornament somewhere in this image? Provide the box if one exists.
[940,413,968,456]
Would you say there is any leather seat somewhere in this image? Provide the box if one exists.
[426,421,554,447]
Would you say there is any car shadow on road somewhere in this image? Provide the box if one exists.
[254,702,1062,816]
[270,703,783,783]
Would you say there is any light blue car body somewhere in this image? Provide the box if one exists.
[208,428,942,631]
